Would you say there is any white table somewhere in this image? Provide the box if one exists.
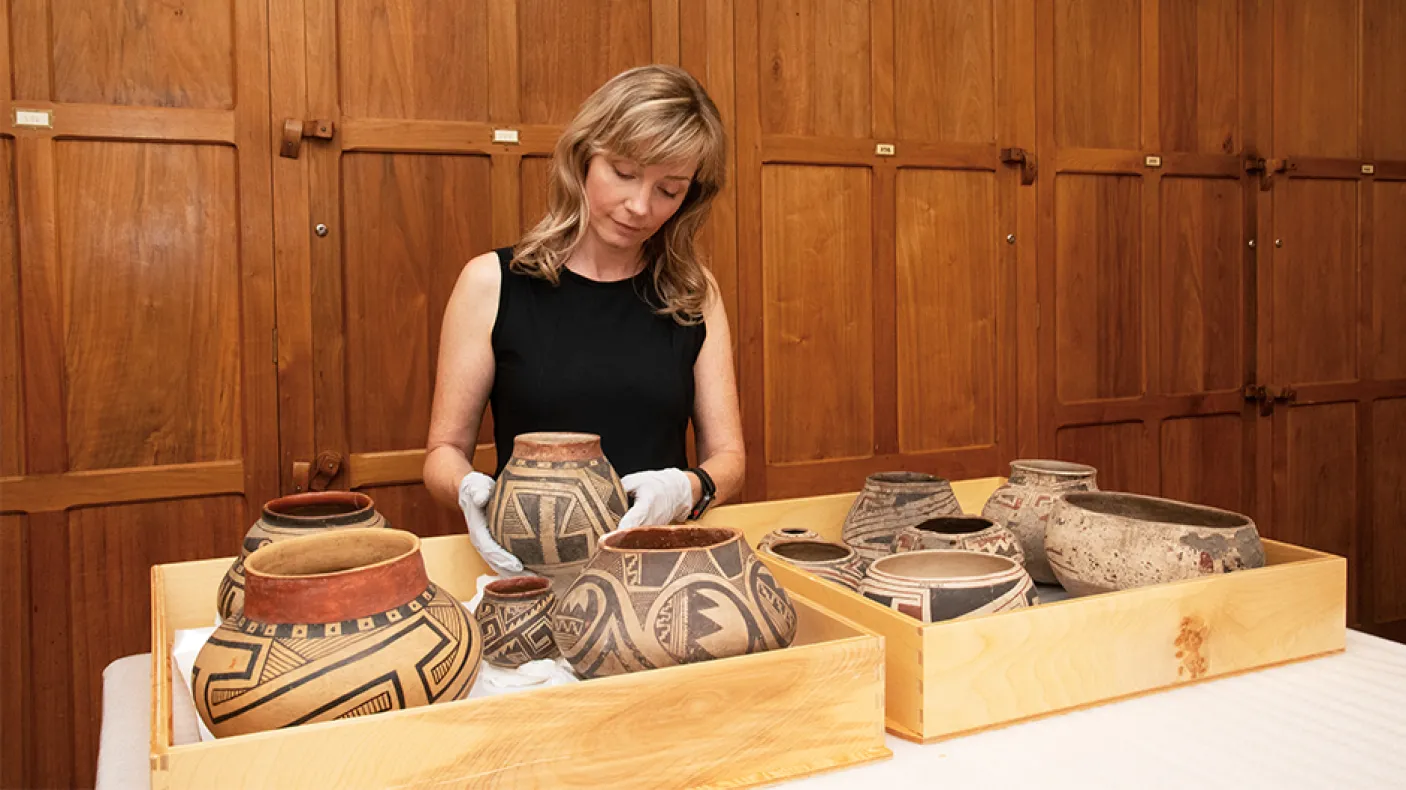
[98,631,1406,789]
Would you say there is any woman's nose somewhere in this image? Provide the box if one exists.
[624,185,649,217]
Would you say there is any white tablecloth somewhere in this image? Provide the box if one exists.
[99,630,1406,789]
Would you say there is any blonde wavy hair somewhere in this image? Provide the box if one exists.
[513,64,726,324]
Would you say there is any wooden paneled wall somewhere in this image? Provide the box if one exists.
[0,1,1403,787]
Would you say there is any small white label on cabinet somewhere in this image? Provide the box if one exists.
[1144,155,1162,168]
[1362,164,1376,175]
[493,128,520,145]
[13,109,52,128]
[875,143,896,156]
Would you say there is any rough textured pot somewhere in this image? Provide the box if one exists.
[552,526,797,679]
[193,529,481,738]
[981,460,1098,584]
[218,491,388,620]
[860,550,1038,623]
[475,576,559,668]
[842,472,962,563]
[487,432,628,593]
[891,515,1024,564]
[761,539,866,591]
[1045,492,1267,597]
[757,527,822,551]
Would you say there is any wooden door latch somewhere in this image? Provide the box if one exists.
[1243,384,1298,416]
[1000,147,1037,185]
[292,451,344,492]
[280,119,335,159]
[1245,155,1296,191]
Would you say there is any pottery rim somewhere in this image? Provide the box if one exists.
[868,549,1024,583]
[768,539,855,563]
[511,431,604,461]
[910,515,999,536]
[260,491,376,527]
[1058,491,1252,529]
[1008,459,1097,478]
[484,576,554,598]
[600,525,739,552]
[242,528,427,624]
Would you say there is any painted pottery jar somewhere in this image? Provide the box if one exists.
[475,576,559,668]
[218,491,388,620]
[842,472,962,563]
[1045,492,1266,597]
[761,539,866,591]
[487,432,628,593]
[552,526,797,679]
[981,460,1098,584]
[860,550,1038,623]
[193,529,481,738]
[891,515,1024,564]
[757,527,823,551]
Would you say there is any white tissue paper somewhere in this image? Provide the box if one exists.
[169,574,579,741]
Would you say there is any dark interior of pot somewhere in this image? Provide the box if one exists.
[870,471,940,484]
[780,528,811,535]
[486,576,551,596]
[247,529,415,577]
[605,526,735,551]
[772,540,850,562]
[1063,492,1249,528]
[873,550,1014,579]
[915,516,993,535]
[267,492,372,519]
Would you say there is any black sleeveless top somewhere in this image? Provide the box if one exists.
[488,247,706,477]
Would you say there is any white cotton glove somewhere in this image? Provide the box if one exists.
[617,468,695,531]
[458,471,524,576]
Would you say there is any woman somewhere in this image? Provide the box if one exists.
[424,65,744,575]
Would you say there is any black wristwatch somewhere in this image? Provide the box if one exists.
[686,467,716,520]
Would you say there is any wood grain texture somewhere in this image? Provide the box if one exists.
[761,165,874,464]
[1160,414,1247,513]
[0,515,28,789]
[1273,178,1358,385]
[360,483,463,539]
[1052,0,1140,149]
[0,140,19,478]
[517,0,654,125]
[1054,174,1144,403]
[1056,421,1152,494]
[152,543,888,790]
[1278,403,1357,614]
[15,136,66,476]
[1372,398,1406,622]
[50,0,235,109]
[759,0,872,138]
[1159,176,1243,395]
[519,155,551,233]
[1158,0,1238,154]
[341,153,493,454]
[1274,0,1358,159]
[56,141,241,471]
[895,168,997,453]
[27,511,74,788]
[1364,0,1406,161]
[337,0,490,121]
[1370,180,1406,380]
[893,0,995,143]
[0,461,244,514]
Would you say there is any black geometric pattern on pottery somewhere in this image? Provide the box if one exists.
[665,579,763,663]
[710,540,743,579]
[927,579,1021,622]
[556,533,590,563]
[556,575,656,675]
[639,551,682,588]
[746,560,797,647]
[289,672,406,726]
[863,591,894,608]
[411,613,469,701]
[226,588,436,638]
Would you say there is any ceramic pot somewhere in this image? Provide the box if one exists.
[842,472,962,563]
[981,460,1098,584]
[1045,492,1266,597]
[192,529,481,737]
[860,550,1038,623]
[761,539,866,591]
[487,432,628,593]
[757,527,823,551]
[552,526,797,679]
[218,491,388,620]
[891,515,1024,564]
[475,576,559,668]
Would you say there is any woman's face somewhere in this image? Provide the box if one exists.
[583,153,694,250]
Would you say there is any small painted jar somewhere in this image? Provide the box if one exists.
[475,576,560,668]
[757,527,823,551]
[891,515,1024,564]
[761,539,866,591]
[860,549,1038,623]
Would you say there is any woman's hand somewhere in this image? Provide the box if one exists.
[617,468,695,530]
[458,471,525,576]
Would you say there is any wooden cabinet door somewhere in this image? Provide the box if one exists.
[1263,0,1406,627]
[0,2,277,787]
[269,0,679,535]
[736,0,1033,499]
[1035,0,1258,513]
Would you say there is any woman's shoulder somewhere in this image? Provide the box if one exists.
[459,250,505,291]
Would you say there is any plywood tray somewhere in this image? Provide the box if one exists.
[701,477,1347,743]
[150,535,890,788]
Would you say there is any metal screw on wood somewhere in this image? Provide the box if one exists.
[315,223,329,237]
[1248,239,1256,248]
[1275,239,1283,248]
[1006,234,1016,244]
